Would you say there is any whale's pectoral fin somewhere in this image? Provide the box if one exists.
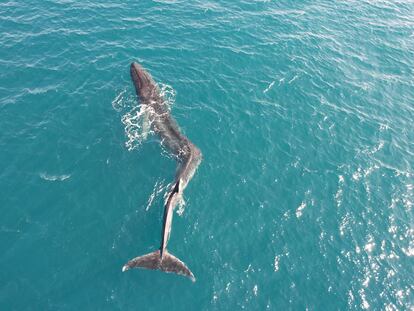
[122,250,195,282]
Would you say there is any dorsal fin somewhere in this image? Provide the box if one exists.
[164,179,181,209]
[172,179,180,193]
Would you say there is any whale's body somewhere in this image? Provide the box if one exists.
[122,62,202,281]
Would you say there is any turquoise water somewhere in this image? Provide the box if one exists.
[1,0,413,309]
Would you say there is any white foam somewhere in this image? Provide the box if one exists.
[176,196,186,216]
[120,83,176,151]
[335,175,345,208]
[263,81,275,93]
[288,75,299,84]
[145,179,166,211]
[39,173,71,181]
[25,84,58,95]
[359,288,370,309]
[339,213,350,236]
[111,89,126,112]
[121,104,155,151]
[296,201,306,218]
[274,255,280,272]
[352,168,362,181]
[364,241,376,253]
[253,285,258,296]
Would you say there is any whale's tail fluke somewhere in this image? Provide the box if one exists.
[122,250,195,282]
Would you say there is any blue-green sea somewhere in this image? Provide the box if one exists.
[1,1,413,310]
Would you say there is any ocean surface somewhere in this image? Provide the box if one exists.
[1,0,413,310]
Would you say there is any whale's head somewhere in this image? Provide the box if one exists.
[130,62,158,103]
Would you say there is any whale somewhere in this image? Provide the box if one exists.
[122,62,202,282]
